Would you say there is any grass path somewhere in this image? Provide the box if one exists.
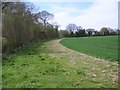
[3,39,118,88]
[44,39,118,87]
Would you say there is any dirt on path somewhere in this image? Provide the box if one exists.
[44,39,118,85]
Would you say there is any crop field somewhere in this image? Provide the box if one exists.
[60,36,118,61]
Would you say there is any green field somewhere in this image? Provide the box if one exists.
[60,36,118,61]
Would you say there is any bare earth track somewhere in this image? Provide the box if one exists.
[44,39,118,87]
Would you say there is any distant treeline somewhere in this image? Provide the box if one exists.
[2,2,59,58]
[59,24,120,37]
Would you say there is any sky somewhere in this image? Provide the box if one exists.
[31,0,119,31]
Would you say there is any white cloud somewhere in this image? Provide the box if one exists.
[50,0,118,31]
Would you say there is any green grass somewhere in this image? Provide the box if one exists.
[2,39,118,88]
[60,36,118,61]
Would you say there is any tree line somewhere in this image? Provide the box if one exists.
[2,2,60,58]
[59,23,120,37]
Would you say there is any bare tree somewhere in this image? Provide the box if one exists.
[36,10,54,26]
[76,26,86,37]
[76,26,82,31]
[53,22,60,29]
[66,24,76,36]
[86,28,95,36]
[52,22,60,37]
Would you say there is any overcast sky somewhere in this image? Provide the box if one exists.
[32,0,118,31]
